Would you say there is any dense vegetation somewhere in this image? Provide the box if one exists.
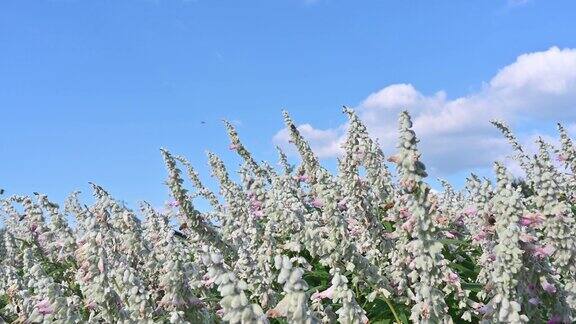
[1,109,576,323]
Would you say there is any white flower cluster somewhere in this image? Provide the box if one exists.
[1,109,576,323]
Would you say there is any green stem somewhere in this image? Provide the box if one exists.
[383,296,402,324]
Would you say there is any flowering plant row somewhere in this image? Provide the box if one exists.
[1,109,576,323]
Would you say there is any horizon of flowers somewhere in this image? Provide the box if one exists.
[1,108,576,323]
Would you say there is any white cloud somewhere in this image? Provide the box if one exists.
[273,123,345,158]
[273,47,576,176]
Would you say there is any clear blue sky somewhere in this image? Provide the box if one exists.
[1,0,575,208]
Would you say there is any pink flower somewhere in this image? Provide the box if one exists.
[463,206,477,216]
[444,231,456,239]
[310,198,324,208]
[384,232,398,240]
[454,215,465,226]
[401,217,415,232]
[520,212,545,227]
[556,154,568,162]
[81,271,92,283]
[167,200,179,208]
[347,217,359,228]
[399,178,416,190]
[445,271,460,284]
[86,300,97,310]
[311,285,335,301]
[250,199,263,209]
[475,304,490,315]
[294,174,309,182]
[472,231,488,243]
[267,303,287,318]
[532,245,555,259]
[348,227,362,237]
[98,257,105,273]
[520,219,533,226]
[347,218,362,237]
[252,210,264,219]
[229,144,240,150]
[542,281,557,294]
[408,258,417,270]
[519,232,537,243]
[81,260,90,270]
[337,199,348,211]
[35,299,53,315]
[547,315,563,324]
[201,275,215,287]
[398,208,412,219]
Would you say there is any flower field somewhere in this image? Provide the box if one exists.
[1,108,576,323]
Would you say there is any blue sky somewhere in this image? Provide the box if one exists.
[1,0,576,208]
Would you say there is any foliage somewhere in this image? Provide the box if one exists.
[1,109,576,323]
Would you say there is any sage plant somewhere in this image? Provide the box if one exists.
[2,109,576,324]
